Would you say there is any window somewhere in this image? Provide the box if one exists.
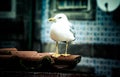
[49,0,96,20]
[58,0,88,10]
[0,0,16,19]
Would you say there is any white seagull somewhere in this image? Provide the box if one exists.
[48,13,75,58]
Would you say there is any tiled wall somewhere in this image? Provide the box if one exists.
[40,0,120,77]
[41,0,120,45]
[78,57,120,77]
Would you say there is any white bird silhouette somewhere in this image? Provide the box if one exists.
[48,13,75,58]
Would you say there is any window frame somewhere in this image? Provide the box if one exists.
[49,0,96,20]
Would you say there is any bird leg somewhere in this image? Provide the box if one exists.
[52,41,60,58]
[55,41,59,54]
[62,41,70,56]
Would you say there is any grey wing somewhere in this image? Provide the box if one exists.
[61,23,75,43]
[69,23,75,39]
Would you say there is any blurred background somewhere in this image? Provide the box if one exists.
[0,0,120,77]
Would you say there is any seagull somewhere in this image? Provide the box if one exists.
[48,13,75,58]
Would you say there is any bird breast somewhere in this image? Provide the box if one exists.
[50,23,75,41]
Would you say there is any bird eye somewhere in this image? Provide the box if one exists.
[58,17,62,19]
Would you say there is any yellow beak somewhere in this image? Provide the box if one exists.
[48,18,56,22]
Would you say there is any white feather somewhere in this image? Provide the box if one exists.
[50,13,75,42]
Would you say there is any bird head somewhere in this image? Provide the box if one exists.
[48,13,69,23]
